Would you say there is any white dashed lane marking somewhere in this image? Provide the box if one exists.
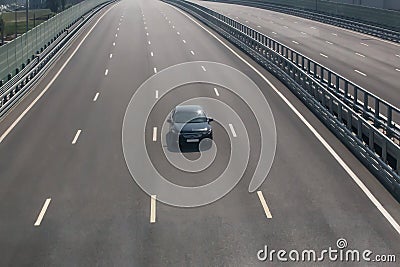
[72,130,82,144]
[153,127,157,142]
[354,69,367,76]
[93,92,99,102]
[228,123,237,137]
[150,195,157,223]
[257,191,272,219]
[34,198,51,226]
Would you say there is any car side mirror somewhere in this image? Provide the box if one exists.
[167,118,172,123]
[208,118,213,122]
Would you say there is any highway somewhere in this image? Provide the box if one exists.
[0,0,399,265]
[193,0,400,106]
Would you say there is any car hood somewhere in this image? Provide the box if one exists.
[172,122,211,133]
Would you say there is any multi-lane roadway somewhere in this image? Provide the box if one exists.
[194,0,400,106]
[0,0,399,265]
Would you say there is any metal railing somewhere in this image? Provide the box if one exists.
[201,0,400,43]
[163,0,400,200]
[0,1,114,117]
[0,0,111,84]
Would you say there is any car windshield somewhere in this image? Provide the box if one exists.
[174,111,207,123]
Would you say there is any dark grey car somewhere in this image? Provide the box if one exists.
[167,105,213,146]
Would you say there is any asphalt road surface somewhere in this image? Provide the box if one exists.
[0,0,399,266]
[193,0,400,106]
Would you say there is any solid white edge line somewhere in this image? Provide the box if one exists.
[150,195,156,223]
[34,198,51,226]
[0,3,117,143]
[257,191,272,219]
[153,127,157,142]
[228,123,237,137]
[169,4,400,235]
[72,129,82,144]
[93,92,99,102]
[214,87,220,96]
[354,69,367,76]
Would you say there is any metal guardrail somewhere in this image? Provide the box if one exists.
[202,0,400,43]
[195,0,400,143]
[163,0,400,200]
[0,0,111,83]
[0,1,114,117]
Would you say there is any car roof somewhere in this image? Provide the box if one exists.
[175,105,205,114]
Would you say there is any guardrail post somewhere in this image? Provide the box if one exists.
[353,87,358,107]
[313,63,317,78]
[374,98,380,126]
[328,72,332,88]
[357,118,362,139]
[382,141,388,162]
[369,128,374,150]
[347,111,352,130]
[363,93,369,117]
[320,67,324,83]
[335,76,340,92]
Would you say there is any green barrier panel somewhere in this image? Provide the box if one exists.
[0,0,110,83]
